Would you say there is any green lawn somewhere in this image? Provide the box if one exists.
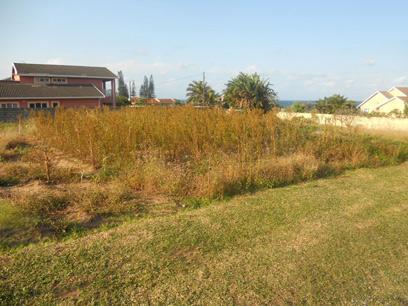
[1,163,407,305]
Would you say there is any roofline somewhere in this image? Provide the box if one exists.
[17,73,117,79]
[0,96,104,100]
[357,90,387,108]
[12,63,18,75]
[375,96,406,110]
[388,86,408,96]
[13,62,118,79]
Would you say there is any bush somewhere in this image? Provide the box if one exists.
[5,138,31,150]
[314,95,357,114]
[19,191,70,232]
[290,102,308,113]
[117,95,130,106]
[32,107,408,200]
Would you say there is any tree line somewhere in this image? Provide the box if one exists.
[117,71,156,105]
[186,72,278,112]
[118,70,358,114]
[187,73,359,114]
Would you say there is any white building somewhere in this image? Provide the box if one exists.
[358,87,408,114]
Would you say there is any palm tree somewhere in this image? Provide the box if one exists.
[224,73,278,111]
[186,80,219,106]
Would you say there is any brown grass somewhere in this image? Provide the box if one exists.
[32,106,407,200]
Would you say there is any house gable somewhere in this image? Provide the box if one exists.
[388,87,408,97]
[357,91,392,112]
[376,96,408,113]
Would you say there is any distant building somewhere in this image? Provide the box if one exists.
[145,98,177,105]
[358,87,408,113]
[0,63,117,109]
[131,97,177,105]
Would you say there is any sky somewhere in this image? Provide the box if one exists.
[0,0,407,101]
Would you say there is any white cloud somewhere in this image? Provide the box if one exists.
[363,58,376,66]
[393,76,407,85]
[243,64,258,73]
[46,58,63,65]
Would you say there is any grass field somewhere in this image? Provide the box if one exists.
[1,110,407,304]
[1,163,407,304]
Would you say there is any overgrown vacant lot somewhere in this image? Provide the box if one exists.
[0,108,408,304]
[34,107,407,199]
[1,163,407,304]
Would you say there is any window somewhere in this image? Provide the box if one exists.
[51,78,67,84]
[51,101,60,108]
[34,77,50,84]
[28,102,48,109]
[0,102,19,109]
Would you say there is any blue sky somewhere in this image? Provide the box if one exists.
[0,0,407,100]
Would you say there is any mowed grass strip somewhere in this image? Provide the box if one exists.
[1,163,407,305]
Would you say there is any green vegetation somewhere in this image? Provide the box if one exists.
[116,95,129,106]
[117,70,129,98]
[224,72,278,111]
[186,80,219,106]
[1,163,407,304]
[314,94,357,114]
[290,101,310,113]
[139,75,156,98]
[1,111,407,304]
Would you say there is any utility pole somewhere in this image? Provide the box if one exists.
[128,81,132,102]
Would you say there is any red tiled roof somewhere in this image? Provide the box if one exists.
[14,63,117,79]
[0,83,104,99]
[395,87,408,96]
[144,98,176,104]
[379,91,393,98]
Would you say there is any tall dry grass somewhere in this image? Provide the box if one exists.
[33,107,407,200]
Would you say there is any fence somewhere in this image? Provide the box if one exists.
[0,108,55,122]
[277,112,408,132]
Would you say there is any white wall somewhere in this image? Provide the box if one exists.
[277,112,408,132]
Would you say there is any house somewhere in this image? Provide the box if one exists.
[0,63,117,109]
[358,86,408,114]
[130,97,177,105]
[144,98,177,105]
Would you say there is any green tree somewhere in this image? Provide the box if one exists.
[314,95,356,114]
[116,95,130,106]
[139,75,155,98]
[117,71,129,98]
[291,102,308,113]
[139,76,149,98]
[186,80,219,106]
[130,81,136,97]
[224,73,278,112]
[149,75,155,98]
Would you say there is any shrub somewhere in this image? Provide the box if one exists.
[314,95,356,114]
[19,191,71,232]
[32,107,408,201]
[5,138,31,150]
[290,102,308,113]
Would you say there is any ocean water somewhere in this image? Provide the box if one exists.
[278,100,360,108]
